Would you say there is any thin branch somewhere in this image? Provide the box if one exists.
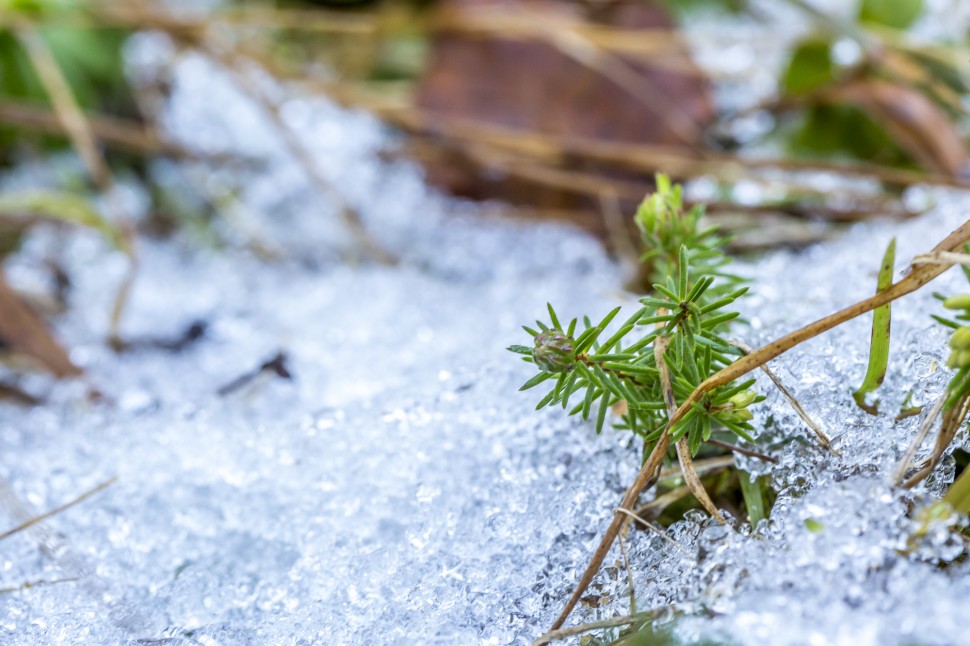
[534,607,671,646]
[706,438,778,463]
[893,395,946,486]
[201,42,395,265]
[0,477,116,542]
[664,219,970,435]
[547,338,674,632]
[729,340,832,450]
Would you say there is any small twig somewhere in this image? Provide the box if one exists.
[893,396,946,486]
[729,340,832,450]
[0,477,116,542]
[200,42,395,265]
[665,219,970,436]
[902,393,970,489]
[548,340,673,631]
[534,606,670,646]
[217,351,293,397]
[15,20,138,343]
[0,577,78,595]
[706,438,778,463]
[614,507,690,556]
[615,529,636,616]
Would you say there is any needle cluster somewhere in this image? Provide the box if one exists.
[509,176,763,457]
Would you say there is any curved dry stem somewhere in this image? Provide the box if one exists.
[534,606,670,646]
[547,338,675,631]
[0,477,116,542]
[902,393,970,489]
[893,396,946,486]
[665,219,970,436]
[729,340,832,450]
[553,218,970,634]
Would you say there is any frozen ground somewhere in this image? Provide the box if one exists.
[1,31,970,646]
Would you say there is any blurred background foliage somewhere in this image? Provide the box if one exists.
[0,0,968,380]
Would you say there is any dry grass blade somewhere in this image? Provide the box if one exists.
[0,100,250,163]
[534,606,671,646]
[202,43,395,265]
[0,477,116,542]
[729,340,832,449]
[0,577,79,595]
[902,394,970,489]
[892,396,946,486]
[665,219,970,435]
[14,24,111,189]
[675,437,726,523]
[14,20,138,342]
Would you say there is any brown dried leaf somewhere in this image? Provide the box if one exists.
[0,267,81,378]
[415,0,713,204]
[827,78,969,177]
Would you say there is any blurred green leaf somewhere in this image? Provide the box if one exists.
[788,104,913,168]
[859,0,923,29]
[0,190,125,250]
[782,39,834,96]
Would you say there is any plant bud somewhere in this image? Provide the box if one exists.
[944,295,970,310]
[949,327,970,350]
[731,408,754,422]
[946,348,970,369]
[533,329,576,373]
[729,390,757,409]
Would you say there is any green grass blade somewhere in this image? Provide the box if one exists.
[852,238,895,415]
[739,472,767,526]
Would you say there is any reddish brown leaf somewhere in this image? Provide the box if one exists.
[0,267,81,378]
[415,0,714,204]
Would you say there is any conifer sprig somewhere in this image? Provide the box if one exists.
[509,176,762,457]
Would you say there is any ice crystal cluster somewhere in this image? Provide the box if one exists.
[0,32,969,646]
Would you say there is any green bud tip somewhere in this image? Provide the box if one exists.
[532,329,577,374]
[729,389,757,409]
[731,408,754,422]
[946,347,970,369]
[944,294,970,311]
[949,327,970,350]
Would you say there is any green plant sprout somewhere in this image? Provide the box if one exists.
[509,176,764,524]
[537,214,970,636]
[852,238,895,414]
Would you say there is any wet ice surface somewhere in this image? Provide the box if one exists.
[2,37,970,646]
